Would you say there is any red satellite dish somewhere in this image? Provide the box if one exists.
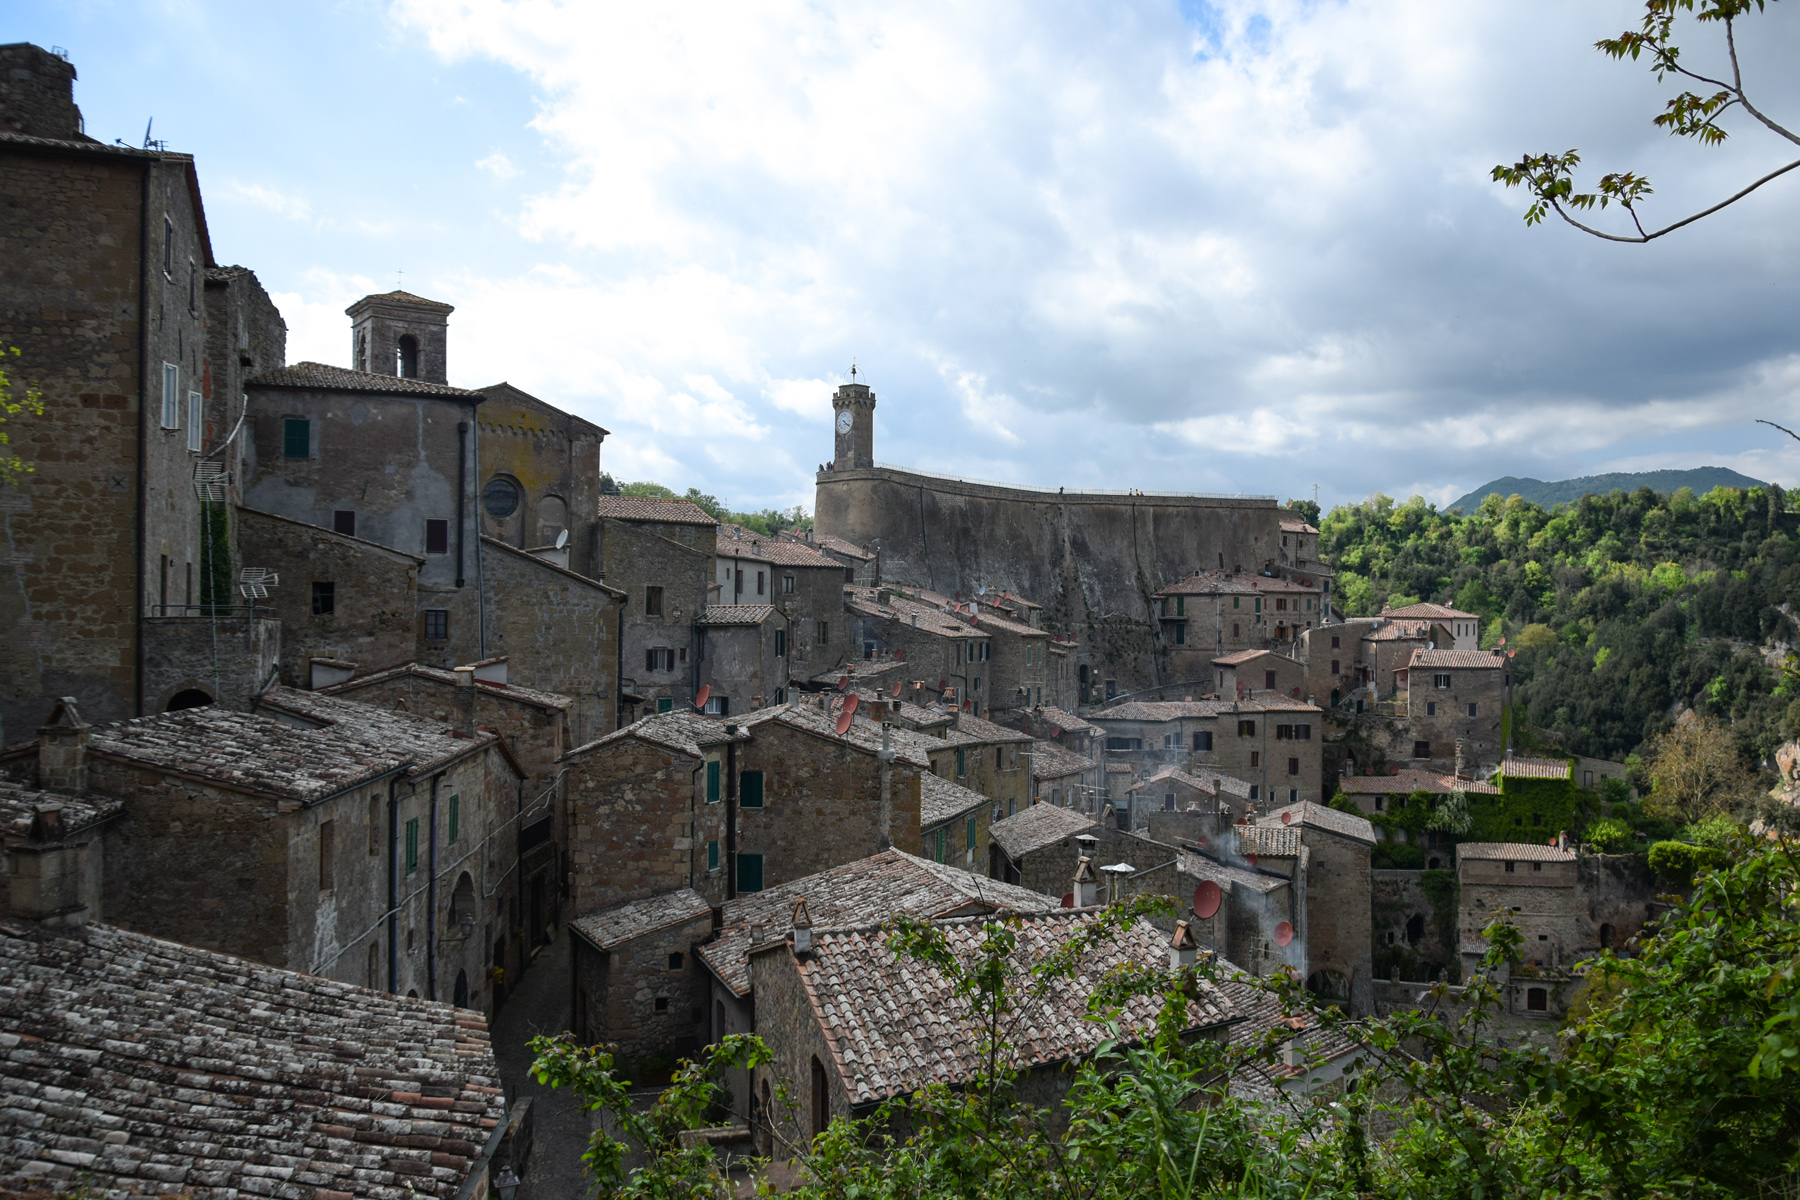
[891,681,902,697]
[1274,921,1294,947]
[839,675,851,690]
[1280,810,1293,825]
[835,708,854,736]
[1194,880,1222,919]
[1196,835,1208,848]
[1060,892,1074,909]
[694,685,711,710]
[843,693,859,717]
[1049,725,1062,737]
[1246,853,1259,868]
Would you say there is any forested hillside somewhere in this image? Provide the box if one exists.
[1322,486,1800,767]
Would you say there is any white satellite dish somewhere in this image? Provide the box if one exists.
[555,529,569,550]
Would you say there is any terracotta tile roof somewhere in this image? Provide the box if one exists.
[0,784,123,841]
[247,361,483,399]
[254,686,507,780]
[1338,769,1499,796]
[1211,649,1273,666]
[1259,801,1376,846]
[938,712,1033,746]
[968,610,1044,638]
[594,495,718,525]
[1278,517,1319,534]
[1410,649,1506,670]
[790,911,1235,1105]
[696,850,1057,996]
[844,587,985,639]
[1183,766,1254,799]
[735,704,934,769]
[1235,825,1300,857]
[920,774,990,828]
[1030,740,1095,780]
[0,920,504,1199]
[1127,765,1250,801]
[1156,571,1262,597]
[1497,757,1573,780]
[716,525,842,568]
[698,604,775,626]
[1032,706,1099,734]
[572,889,711,949]
[1178,850,1287,895]
[320,661,573,711]
[1381,602,1478,621]
[809,658,911,685]
[347,288,456,312]
[1105,762,1135,774]
[783,531,875,560]
[564,708,747,762]
[989,802,1097,859]
[1457,841,1575,863]
[1243,576,1319,593]
[1365,620,1432,642]
[1092,700,1230,722]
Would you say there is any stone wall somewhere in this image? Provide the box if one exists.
[598,518,713,713]
[1405,662,1505,766]
[475,382,605,579]
[566,736,713,914]
[479,537,618,731]
[747,940,845,1149]
[0,45,81,139]
[236,506,422,684]
[140,612,280,711]
[573,912,713,1066]
[1370,868,1456,983]
[1300,833,1374,1013]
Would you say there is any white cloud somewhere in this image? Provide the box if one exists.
[224,181,311,221]
[475,152,520,180]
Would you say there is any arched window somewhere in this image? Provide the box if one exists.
[537,494,568,546]
[397,334,420,378]
[450,872,475,933]
[166,688,213,711]
[356,331,368,373]
[453,969,470,1009]
[1405,914,1425,946]
[811,1056,830,1137]
[1599,923,1614,949]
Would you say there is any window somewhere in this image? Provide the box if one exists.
[707,839,720,871]
[1276,725,1292,740]
[333,510,356,537]
[706,761,721,804]
[1330,659,1340,674]
[397,334,419,379]
[783,574,795,594]
[741,770,764,808]
[282,416,309,458]
[482,476,520,518]
[845,567,856,583]
[424,609,449,641]
[1233,597,1240,609]
[1254,598,1262,613]
[1527,987,1548,1012]
[656,697,673,713]
[1106,737,1142,751]
[812,1057,831,1136]
[756,570,765,595]
[405,818,419,874]
[1505,861,1516,873]
[1434,673,1452,689]
[704,695,730,715]
[654,997,669,1012]
[1289,788,1298,802]
[448,793,460,844]
[161,363,181,429]
[1532,861,1543,871]
[646,647,676,672]
[425,519,450,555]
[1237,720,1257,737]
[956,748,967,776]
[819,621,829,644]
[736,853,764,893]
[318,820,334,891]
[1467,703,1478,718]
[311,581,335,615]
[1232,622,1240,638]
[1249,751,1260,767]
[1192,731,1213,752]
[1265,670,1277,689]
[369,795,382,855]
[973,676,981,693]
[1374,795,1385,811]
[162,215,174,275]
[645,585,664,616]
[1275,598,1288,612]
[1177,596,1186,616]
[669,952,684,970]
[935,828,947,863]
[774,629,786,657]
[1413,740,1431,758]
[1288,757,1299,776]
[1426,702,1437,717]
[1249,785,1260,801]
[186,391,203,451]
[1331,635,1340,649]
[1174,623,1185,645]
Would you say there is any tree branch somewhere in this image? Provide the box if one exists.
[1727,17,1800,148]
[1756,419,1800,444]
[1549,155,1800,242]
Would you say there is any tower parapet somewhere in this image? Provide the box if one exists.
[832,380,876,470]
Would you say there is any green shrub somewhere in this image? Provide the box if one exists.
[1682,814,1742,850]
[1585,817,1633,853]
[1373,841,1424,869]
[1648,840,1727,883]
[1327,791,1362,815]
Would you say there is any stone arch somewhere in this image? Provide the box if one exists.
[1305,968,1351,1004]
[165,687,213,711]
[811,1056,830,1137]
[453,968,470,1009]
[1405,913,1425,946]
[450,871,476,931]
[536,494,568,547]
[397,334,419,379]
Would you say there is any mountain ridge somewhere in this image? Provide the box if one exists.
[1449,467,1770,513]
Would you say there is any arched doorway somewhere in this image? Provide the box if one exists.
[1305,969,1351,1006]
[166,688,213,711]
[450,872,475,936]
[453,969,470,1009]
[811,1056,830,1137]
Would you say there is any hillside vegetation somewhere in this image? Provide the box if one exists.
[1323,485,1800,766]
[1448,467,1768,512]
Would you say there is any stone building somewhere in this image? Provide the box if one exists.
[1337,767,1501,869]
[1089,696,1324,808]
[747,909,1235,1148]
[919,772,993,872]
[1360,619,1434,697]
[570,888,717,1067]
[1030,738,1100,810]
[781,528,878,585]
[1126,765,1252,823]
[1,714,124,925]
[713,522,846,683]
[476,534,623,726]
[1295,618,1382,711]
[595,495,718,716]
[1456,841,1580,1015]
[0,45,286,739]
[0,688,524,1010]
[0,917,508,1199]
[695,605,787,714]
[1400,648,1507,766]
[1211,649,1308,701]
[1154,572,1266,668]
[985,803,1101,893]
[1254,801,1376,1013]
[476,381,607,577]
[843,586,993,710]
[1380,602,1481,650]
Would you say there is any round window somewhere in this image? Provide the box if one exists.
[482,477,520,518]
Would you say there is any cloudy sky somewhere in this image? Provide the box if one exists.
[14,0,1800,510]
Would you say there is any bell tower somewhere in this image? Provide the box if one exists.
[831,369,875,470]
[346,290,454,384]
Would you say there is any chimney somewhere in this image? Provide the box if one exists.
[1072,855,1097,907]
[453,666,477,733]
[791,896,814,956]
[7,803,92,927]
[37,698,89,793]
[1169,920,1199,970]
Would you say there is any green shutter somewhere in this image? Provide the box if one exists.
[282,417,310,458]
[657,697,673,713]
[706,760,721,803]
[966,815,977,851]
[956,748,966,776]
[405,818,419,874]
[935,829,946,863]
[737,853,764,893]
[740,770,764,808]
[448,795,459,844]
[708,839,719,871]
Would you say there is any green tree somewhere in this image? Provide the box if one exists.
[0,345,44,486]
[1642,714,1764,821]
[1493,0,1800,243]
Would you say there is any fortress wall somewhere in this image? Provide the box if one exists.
[816,468,1283,687]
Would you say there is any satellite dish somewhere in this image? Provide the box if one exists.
[555,528,569,550]
[1049,725,1062,737]
[890,681,902,697]
[1281,811,1293,825]
[1246,853,1259,868]
[835,708,854,736]
[1274,921,1294,947]
[843,693,859,717]
[695,685,711,710]
[1196,835,1208,848]
[1193,880,1222,920]
[839,675,851,690]
[1060,892,1074,909]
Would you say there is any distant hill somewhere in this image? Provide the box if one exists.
[1449,468,1770,513]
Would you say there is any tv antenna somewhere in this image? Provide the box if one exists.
[237,567,280,600]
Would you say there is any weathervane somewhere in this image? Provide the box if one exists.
[850,360,858,382]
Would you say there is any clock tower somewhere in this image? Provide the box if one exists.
[831,373,876,470]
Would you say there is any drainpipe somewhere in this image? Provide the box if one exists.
[387,775,401,993]
[134,159,152,716]
[725,732,739,900]
[615,596,626,730]
[877,723,895,850]
[428,775,441,1002]
[456,421,468,589]
[470,407,486,657]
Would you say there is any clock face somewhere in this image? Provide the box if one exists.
[836,409,854,433]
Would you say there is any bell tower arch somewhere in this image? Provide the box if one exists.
[831,372,875,470]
